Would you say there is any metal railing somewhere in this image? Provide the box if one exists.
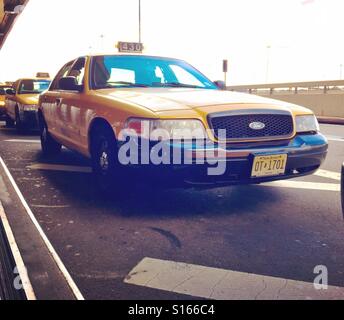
[227,80,344,95]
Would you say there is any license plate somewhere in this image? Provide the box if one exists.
[251,154,287,178]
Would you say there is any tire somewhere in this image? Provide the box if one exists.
[5,116,14,127]
[91,125,121,193]
[15,107,24,132]
[39,116,62,156]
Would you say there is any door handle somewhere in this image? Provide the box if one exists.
[56,98,62,105]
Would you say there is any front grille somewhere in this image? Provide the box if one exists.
[209,111,294,141]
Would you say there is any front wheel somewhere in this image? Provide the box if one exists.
[39,116,62,156]
[91,126,121,193]
[5,116,15,127]
[15,108,24,132]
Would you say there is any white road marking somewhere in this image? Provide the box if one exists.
[314,169,341,181]
[0,201,36,300]
[28,163,92,173]
[261,180,339,192]
[4,139,40,144]
[0,157,84,300]
[326,135,344,142]
[125,257,344,300]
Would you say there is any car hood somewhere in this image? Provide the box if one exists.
[96,88,311,113]
[17,94,39,105]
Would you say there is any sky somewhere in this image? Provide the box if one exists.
[0,0,344,84]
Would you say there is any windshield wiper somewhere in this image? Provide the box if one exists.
[158,82,203,89]
[20,91,42,94]
[105,81,148,88]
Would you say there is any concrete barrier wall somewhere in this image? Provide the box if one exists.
[227,80,344,119]
[258,93,344,118]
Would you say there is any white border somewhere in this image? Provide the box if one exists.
[0,157,84,300]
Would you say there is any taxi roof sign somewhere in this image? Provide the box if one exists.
[117,41,143,53]
[36,72,50,78]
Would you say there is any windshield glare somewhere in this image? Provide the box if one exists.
[19,80,51,94]
[92,55,217,90]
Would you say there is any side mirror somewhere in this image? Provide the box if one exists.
[5,88,15,95]
[59,76,83,92]
[214,80,226,90]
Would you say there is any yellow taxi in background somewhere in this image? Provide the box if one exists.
[38,54,328,190]
[5,77,51,130]
[0,83,12,120]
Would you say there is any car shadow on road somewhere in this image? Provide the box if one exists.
[38,166,283,219]
[0,124,39,137]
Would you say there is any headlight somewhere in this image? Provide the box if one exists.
[122,118,207,141]
[295,115,319,133]
[22,105,38,111]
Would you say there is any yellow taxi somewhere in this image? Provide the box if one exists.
[0,83,12,119]
[5,77,51,130]
[38,54,328,189]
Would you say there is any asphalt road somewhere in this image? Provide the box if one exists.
[0,121,343,300]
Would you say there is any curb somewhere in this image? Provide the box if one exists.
[0,201,33,300]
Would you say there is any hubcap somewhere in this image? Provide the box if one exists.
[42,127,47,142]
[99,151,109,172]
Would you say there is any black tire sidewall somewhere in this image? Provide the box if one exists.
[39,116,61,156]
[91,127,119,192]
[5,116,14,127]
[15,108,23,131]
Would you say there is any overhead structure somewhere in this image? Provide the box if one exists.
[0,0,29,50]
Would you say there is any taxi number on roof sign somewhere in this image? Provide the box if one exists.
[117,41,143,53]
[251,154,288,178]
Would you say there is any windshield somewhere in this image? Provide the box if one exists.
[91,55,217,90]
[18,80,51,94]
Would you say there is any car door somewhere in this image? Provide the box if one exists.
[61,57,86,147]
[5,81,19,120]
[40,60,74,142]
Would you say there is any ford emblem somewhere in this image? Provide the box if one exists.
[249,121,266,130]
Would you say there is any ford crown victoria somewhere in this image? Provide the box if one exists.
[38,54,328,189]
[5,77,51,130]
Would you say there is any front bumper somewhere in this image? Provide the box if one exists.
[118,133,328,188]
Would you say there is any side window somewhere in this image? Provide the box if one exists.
[68,57,86,86]
[50,61,74,91]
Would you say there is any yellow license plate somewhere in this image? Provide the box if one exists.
[251,154,287,178]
